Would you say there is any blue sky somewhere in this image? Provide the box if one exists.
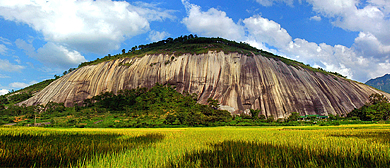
[1,0,390,95]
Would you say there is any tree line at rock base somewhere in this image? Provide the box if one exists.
[1,84,389,127]
[348,93,390,121]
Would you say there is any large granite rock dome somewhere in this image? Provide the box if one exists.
[20,51,389,118]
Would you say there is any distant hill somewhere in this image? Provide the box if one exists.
[365,74,390,93]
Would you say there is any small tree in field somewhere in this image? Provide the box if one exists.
[259,114,266,120]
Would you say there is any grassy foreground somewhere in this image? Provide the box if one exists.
[1,125,390,167]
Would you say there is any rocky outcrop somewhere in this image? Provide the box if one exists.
[20,51,390,118]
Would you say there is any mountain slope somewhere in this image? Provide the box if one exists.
[20,43,389,118]
[365,74,390,93]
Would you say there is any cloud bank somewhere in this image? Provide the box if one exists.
[0,0,175,69]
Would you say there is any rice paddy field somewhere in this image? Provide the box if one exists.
[1,124,390,167]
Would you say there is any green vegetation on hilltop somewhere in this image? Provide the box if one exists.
[78,35,262,67]
[77,35,347,78]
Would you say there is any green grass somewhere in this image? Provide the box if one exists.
[1,124,390,167]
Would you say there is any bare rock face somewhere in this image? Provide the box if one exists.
[20,51,390,118]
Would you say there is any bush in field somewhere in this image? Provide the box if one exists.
[266,115,275,123]
[249,109,261,120]
[287,112,300,122]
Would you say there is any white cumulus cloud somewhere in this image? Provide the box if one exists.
[0,89,8,95]
[307,0,390,44]
[353,32,390,59]
[9,80,38,89]
[306,0,358,17]
[181,0,244,41]
[0,59,25,72]
[310,15,322,21]
[255,0,295,7]
[148,30,170,42]
[36,42,87,69]
[244,15,292,49]
[15,39,87,69]
[0,0,175,54]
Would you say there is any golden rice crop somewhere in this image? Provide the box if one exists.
[1,124,390,167]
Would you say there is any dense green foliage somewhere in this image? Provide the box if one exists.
[0,83,365,127]
[0,92,33,109]
[82,83,232,127]
[7,92,32,104]
[0,84,233,127]
[286,112,300,122]
[348,93,390,121]
[365,74,390,93]
[0,95,8,106]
